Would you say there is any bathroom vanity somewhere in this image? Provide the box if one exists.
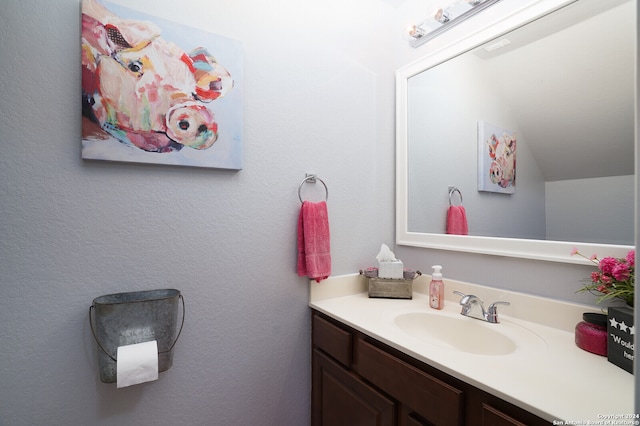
[313,311,548,425]
[310,275,634,424]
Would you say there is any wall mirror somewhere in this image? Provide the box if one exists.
[396,0,635,264]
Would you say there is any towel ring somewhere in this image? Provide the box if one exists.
[298,174,328,204]
[448,186,463,206]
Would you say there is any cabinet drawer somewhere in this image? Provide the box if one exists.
[482,404,527,426]
[312,314,352,367]
[355,338,463,426]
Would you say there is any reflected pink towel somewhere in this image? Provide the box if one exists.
[446,205,468,235]
[297,201,331,282]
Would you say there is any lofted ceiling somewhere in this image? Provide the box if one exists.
[472,0,634,182]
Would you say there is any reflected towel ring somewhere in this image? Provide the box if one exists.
[448,186,463,206]
[298,174,328,204]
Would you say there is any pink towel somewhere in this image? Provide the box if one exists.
[297,201,331,282]
[446,205,468,235]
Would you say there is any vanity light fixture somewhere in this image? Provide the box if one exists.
[408,0,502,48]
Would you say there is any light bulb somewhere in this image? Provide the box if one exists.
[433,8,450,24]
[408,24,425,39]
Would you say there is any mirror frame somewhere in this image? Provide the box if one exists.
[396,0,634,265]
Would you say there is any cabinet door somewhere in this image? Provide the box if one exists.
[313,349,395,426]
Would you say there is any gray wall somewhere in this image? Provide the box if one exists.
[0,1,395,424]
[1,0,637,424]
[546,175,635,245]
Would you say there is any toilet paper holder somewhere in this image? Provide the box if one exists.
[89,289,185,383]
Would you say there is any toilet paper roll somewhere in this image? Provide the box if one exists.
[116,340,159,388]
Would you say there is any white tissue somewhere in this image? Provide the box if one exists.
[379,260,404,278]
[375,244,397,262]
[376,244,404,278]
[116,340,159,388]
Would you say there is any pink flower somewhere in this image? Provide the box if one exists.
[599,257,618,275]
[572,249,634,305]
[613,263,631,281]
[570,247,579,256]
[626,250,635,267]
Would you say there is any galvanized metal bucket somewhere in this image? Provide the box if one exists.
[89,289,185,383]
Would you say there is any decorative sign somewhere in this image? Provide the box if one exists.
[607,306,634,374]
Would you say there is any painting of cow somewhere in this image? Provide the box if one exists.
[478,121,516,194]
[81,0,243,169]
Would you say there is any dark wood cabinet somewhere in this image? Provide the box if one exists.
[313,349,395,426]
[356,338,463,426]
[312,310,550,426]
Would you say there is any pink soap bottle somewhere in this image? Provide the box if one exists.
[429,265,444,310]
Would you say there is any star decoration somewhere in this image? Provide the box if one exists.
[609,317,620,329]
[609,316,636,335]
[619,321,629,332]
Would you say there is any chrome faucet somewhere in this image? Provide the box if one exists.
[453,291,510,323]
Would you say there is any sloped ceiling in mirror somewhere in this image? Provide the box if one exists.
[472,1,634,182]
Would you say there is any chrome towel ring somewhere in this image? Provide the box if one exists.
[298,174,328,204]
[448,186,463,206]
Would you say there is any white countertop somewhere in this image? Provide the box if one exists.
[309,274,635,422]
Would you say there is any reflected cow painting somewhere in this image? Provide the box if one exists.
[477,121,516,194]
[81,0,243,169]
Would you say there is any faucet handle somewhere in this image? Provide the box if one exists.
[454,291,481,305]
[486,301,510,323]
[453,292,484,318]
[453,291,470,306]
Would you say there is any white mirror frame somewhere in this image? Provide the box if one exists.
[396,0,634,265]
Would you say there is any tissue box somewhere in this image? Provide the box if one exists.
[378,260,403,279]
[608,306,634,374]
[368,278,412,299]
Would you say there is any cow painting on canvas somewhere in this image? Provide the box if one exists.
[81,0,243,169]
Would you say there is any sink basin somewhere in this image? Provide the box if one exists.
[393,311,545,356]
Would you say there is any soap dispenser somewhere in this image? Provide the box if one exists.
[429,265,444,310]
